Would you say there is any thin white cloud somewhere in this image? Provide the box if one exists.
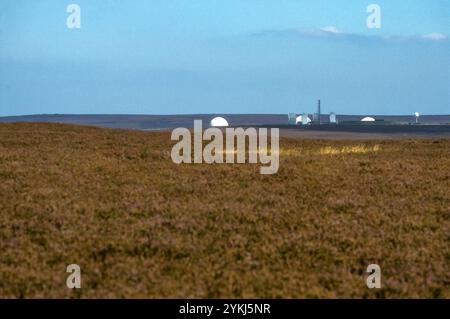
[319,26,342,34]
[421,33,447,41]
[251,27,448,44]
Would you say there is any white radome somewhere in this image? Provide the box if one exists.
[361,117,376,122]
[296,115,311,124]
[210,117,229,127]
[415,112,420,118]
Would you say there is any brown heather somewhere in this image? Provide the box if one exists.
[0,123,449,298]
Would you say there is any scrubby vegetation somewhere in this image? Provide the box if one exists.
[0,123,448,298]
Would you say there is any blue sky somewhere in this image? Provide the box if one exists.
[0,0,449,116]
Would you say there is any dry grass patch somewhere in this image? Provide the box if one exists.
[0,123,449,298]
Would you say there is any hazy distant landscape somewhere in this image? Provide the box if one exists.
[0,114,449,139]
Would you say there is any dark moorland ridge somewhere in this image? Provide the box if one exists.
[1,114,449,128]
[0,114,449,138]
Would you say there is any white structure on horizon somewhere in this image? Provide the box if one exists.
[329,112,337,124]
[302,113,311,125]
[296,114,311,125]
[415,112,420,124]
[361,117,376,122]
[210,117,229,127]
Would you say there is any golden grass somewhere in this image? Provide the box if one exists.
[224,144,381,157]
[318,144,381,155]
[0,123,449,298]
[280,144,381,156]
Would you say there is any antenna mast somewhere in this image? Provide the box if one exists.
[318,99,321,125]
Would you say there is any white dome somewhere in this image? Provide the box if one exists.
[210,117,229,127]
[296,115,311,124]
[361,117,376,122]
